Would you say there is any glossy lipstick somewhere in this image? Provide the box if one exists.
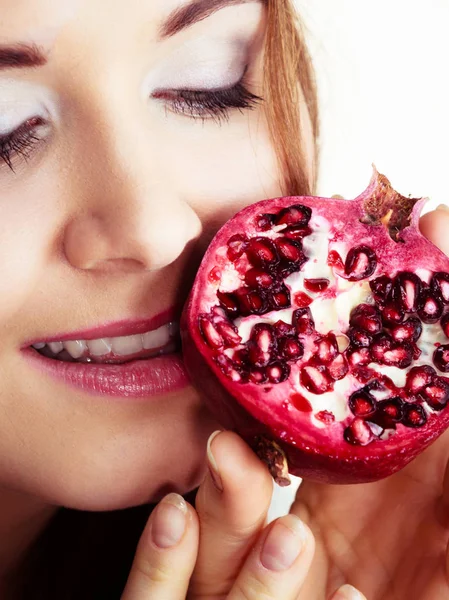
[21,309,190,398]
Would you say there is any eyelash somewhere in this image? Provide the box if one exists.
[0,117,44,171]
[154,81,262,123]
[0,81,262,171]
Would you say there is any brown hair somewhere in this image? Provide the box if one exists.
[265,0,320,195]
[8,2,319,598]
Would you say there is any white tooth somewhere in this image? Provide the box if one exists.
[86,338,112,357]
[49,342,64,354]
[64,340,88,359]
[142,325,170,350]
[111,334,144,356]
[32,343,46,350]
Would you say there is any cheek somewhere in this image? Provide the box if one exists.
[0,176,60,326]
[157,113,283,226]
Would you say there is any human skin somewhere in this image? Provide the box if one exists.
[0,0,316,580]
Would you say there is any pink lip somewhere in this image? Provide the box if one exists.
[21,348,190,398]
[22,307,180,347]
[20,306,191,399]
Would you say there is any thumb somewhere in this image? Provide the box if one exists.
[420,206,449,255]
[188,430,274,598]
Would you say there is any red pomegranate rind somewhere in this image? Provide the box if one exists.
[181,168,449,484]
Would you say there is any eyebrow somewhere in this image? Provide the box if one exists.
[160,0,263,39]
[0,42,47,71]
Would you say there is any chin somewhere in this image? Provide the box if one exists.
[26,397,220,512]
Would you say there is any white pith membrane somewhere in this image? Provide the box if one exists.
[196,203,449,447]
[31,323,180,365]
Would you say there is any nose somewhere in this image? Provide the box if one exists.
[63,120,202,273]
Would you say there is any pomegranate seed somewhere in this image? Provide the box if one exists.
[284,226,313,239]
[279,338,304,361]
[293,307,315,335]
[381,303,405,325]
[246,237,279,268]
[350,304,382,334]
[349,391,377,417]
[316,334,338,364]
[248,368,268,384]
[235,288,267,316]
[269,284,291,310]
[402,403,427,428]
[344,245,377,281]
[327,250,344,270]
[371,335,413,368]
[328,354,349,380]
[431,272,449,304]
[256,213,275,231]
[214,354,243,382]
[433,344,449,372]
[266,362,290,383]
[406,365,436,394]
[294,291,313,308]
[275,237,304,263]
[348,327,373,348]
[199,316,224,349]
[244,268,274,289]
[208,266,222,283]
[347,346,371,366]
[291,393,313,412]
[315,410,335,423]
[300,364,333,395]
[364,377,397,399]
[370,276,393,305]
[383,344,414,369]
[227,234,248,261]
[275,204,312,227]
[216,322,242,347]
[417,289,443,323]
[390,317,422,342]
[392,272,422,312]
[412,344,422,360]
[248,324,275,366]
[304,278,330,293]
[344,418,374,446]
[217,291,240,317]
[376,397,404,425]
[441,313,449,338]
[272,320,296,337]
[419,377,449,411]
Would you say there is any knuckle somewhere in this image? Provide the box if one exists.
[133,556,173,586]
[233,574,274,600]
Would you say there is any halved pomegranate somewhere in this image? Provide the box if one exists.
[181,169,449,484]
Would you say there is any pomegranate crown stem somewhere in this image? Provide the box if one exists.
[359,166,424,242]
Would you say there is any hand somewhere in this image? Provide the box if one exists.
[290,207,449,599]
[120,431,365,599]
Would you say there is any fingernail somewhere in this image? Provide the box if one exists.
[151,493,187,549]
[333,584,364,599]
[436,204,449,212]
[260,515,307,571]
[207,430,223,492]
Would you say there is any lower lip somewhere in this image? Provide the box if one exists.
[22,347,190,398]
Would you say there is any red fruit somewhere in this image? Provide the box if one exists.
[181,169,449,485]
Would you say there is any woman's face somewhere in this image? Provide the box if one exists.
[0,0,313,510]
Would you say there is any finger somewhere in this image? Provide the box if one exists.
[188,430,274,597]
[420,206,449,255]
[227,514,315,599]
[329,584,367,599]
[121,493,199,599]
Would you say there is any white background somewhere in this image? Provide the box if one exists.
[269,0,449,520]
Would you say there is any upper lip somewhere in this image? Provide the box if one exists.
[22,307,180,348]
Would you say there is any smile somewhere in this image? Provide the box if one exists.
[31,323,180,365]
